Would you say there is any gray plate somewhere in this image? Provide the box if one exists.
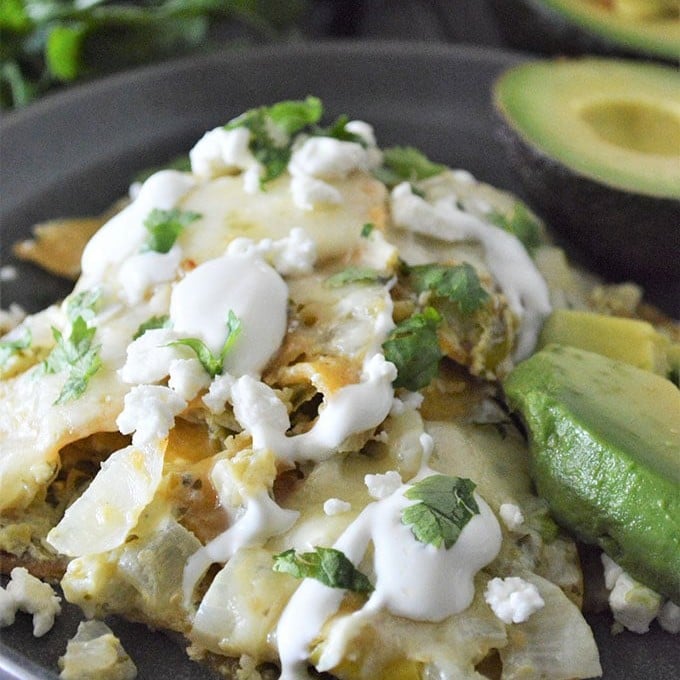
[0,42,678,680]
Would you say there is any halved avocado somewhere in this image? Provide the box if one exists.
[493,58,680,313]
[489,0,680,62]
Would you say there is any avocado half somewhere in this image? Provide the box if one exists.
[489,0,680,62]
[493,58,680,306]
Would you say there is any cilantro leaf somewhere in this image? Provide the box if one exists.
[489,202,542,256]
[407,262,490,315]
[325,266,388,288]
[0,327,32,368]
[402,475,480,549]
[267,96,323,135]
[66,287,101,322]
[133,314,171,340]
[170,310,241,378]
[225,96,323,184]
[374,146,445,188]
[382,307,443,391]
[272,547,373,594]
[361,222,375,238]
[313,113,365,145]
[143,208,200,253]
[44,316,101,405]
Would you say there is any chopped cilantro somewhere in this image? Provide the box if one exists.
[225,96,323,184]
[43,316,101,405]
[272,546,373,594]
[374,146,445,188]
[142,208,200,254]
[313,113,365,145]
[133,314,171,340]
[325,266,388,288]
[402,475,480,549]
[170,310,241,378]
[382,307,443,391]
[0,327,32,368]
[407,262,490,315]
[489,202,542,256]
[66,287,101,322]
[361,222,375,238]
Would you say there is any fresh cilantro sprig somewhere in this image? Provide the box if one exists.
[360,222,375,238]
[382,307,443,391]
[273,546,374,594]
[312,113,366,145]
[374,146,445,188]
[1,1,308,110]
[325,266,389,288]
[0,327,32,368]
[43,316,102,405]
[142,208,200,253]
[402,475,480,549]
[406,262,490,316]
[169,310,241,378]
[489,202,542,256]
[225,96,323,184]
[133,314,171,340]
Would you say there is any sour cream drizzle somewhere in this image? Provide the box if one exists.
[390,182,551,359]
[276,442,503,679]
[79,170,196,286]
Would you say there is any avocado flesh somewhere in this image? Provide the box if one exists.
[490,0,680,61]
[494,59,680,198]
[494,58,680,297]
[504,344,680,601]
[538,309,671,375]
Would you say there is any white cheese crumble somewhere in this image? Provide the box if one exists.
[484,576,545,624]
[323,498,352,516]
[290,174,342,210]
[116,385,187,445]
[226,227,317,276]
[0,302,27,334]
[0,265,17,281]
[499,503,525,532]
[0,567,61,637]
[364,470,402,500]
[658,601,680,634]
[189,126,257,179]
[168,358,212,401]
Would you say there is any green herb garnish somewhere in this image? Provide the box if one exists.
[313,113,365,145]
[489,202,542,256]
[169,310,241,377]
[143,208,200,254]
[0,327,32,368]
[133,314,171,340]
[225,96,323,184]
[360,222,375,238]
[43,316,101,405]
[273,546,373,594]
[65,287,101,322]
[374,146,445,188]
[407,262,490,315]
[325,266,388,288]
[402,475,480,549]
[382,307,443,391]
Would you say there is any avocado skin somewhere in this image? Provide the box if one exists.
[504,344,680,602]
[494,116,680,317]
[488,0,678,63]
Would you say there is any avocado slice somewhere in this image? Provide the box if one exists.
[489,0,680,62]
[503,344,680,601]
[493,58,680,307]
[538,309,671,375]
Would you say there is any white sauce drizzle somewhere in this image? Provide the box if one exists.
[169,253,288,377]
[390,182,551,359]
[80,170,196,285]
[276,463,502,679]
